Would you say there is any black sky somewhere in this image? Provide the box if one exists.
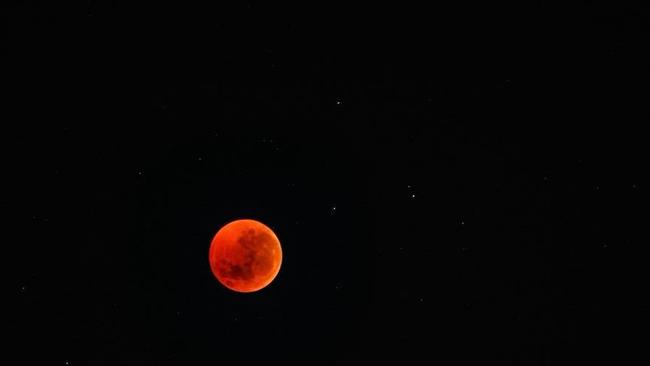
[6,1,646,365]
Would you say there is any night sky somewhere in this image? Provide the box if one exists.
[6,1,645,365]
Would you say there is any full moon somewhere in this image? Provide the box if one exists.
[208,219,282,293]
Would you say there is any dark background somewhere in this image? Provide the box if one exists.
[5,1,645,365]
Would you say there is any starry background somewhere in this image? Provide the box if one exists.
[6,1,645,365]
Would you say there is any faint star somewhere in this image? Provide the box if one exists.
[543,176,549,181]
[411,194,416,199]
[197,157,203,161]
[460,220,465,226]
[632,184,637,189]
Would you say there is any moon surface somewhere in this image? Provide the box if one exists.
[209,219,282,293]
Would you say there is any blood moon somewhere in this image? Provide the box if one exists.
[209,219,282,293]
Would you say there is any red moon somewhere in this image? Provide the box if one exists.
[209,219,282,293]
